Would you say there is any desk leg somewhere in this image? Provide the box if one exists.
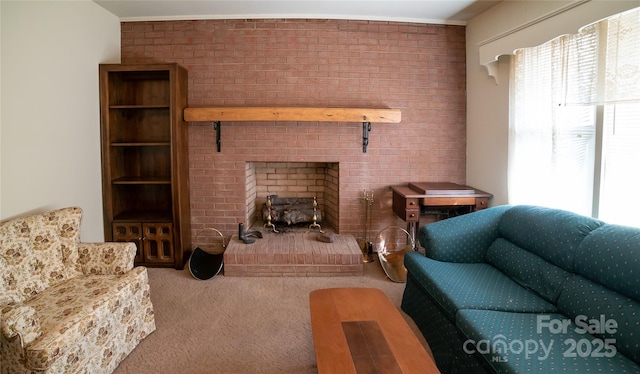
[407,221,418,250]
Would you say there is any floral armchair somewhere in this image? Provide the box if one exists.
[0,207,155,374]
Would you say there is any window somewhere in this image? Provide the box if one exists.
[510,7,640,227]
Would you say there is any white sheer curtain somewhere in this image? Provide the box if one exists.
[598,8,640,226]
[510,7,640,226]
[510,25,598,216]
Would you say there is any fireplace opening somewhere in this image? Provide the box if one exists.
[245,162,339,231]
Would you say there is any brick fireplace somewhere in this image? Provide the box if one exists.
[121,18,468,249]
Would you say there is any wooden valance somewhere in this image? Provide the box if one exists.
[183,107,402,153]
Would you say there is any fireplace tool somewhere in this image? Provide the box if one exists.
[308,196,324,233]
[374,226,414,283]
[188,228,226,280]
[263,195,279,233]
[359,189,375,263]
[239,222,263,244]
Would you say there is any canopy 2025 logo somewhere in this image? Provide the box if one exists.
[462,314,618,362]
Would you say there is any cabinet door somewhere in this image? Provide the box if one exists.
[142,223,174,263]
[112,222,143,263]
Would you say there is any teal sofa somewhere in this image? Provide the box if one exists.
[401,205,640,373]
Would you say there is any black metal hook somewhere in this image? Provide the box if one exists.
[362,122,371,153]
[214,121,221,152]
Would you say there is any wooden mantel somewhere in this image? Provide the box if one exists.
[183,107,401,123]
[183,107,402,153]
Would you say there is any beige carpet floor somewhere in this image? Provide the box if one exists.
[113,258,431,374]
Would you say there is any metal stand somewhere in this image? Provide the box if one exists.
[264,195,279,233]
[308,196,324,233]
[359,189,375,263]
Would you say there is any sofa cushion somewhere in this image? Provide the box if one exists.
[557,275,640,365]
[456,309,640,373]
[0,208,82,304]
[498,205,604,272]
[404,251,557,321]
[485,238,572,304]
[575,224,640,302]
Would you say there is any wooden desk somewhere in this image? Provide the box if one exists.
[309,288,439,374]
[391,182,492,246]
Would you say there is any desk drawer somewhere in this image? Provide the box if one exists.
[476,197,489,210]
[403,209,420,222]
[405,198,419,209]
[422,197,476,206]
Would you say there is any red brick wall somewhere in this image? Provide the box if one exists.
[120,19,467,239]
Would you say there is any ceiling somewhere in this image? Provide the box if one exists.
[94,0,502,25]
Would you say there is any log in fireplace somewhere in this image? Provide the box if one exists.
[262,196,322,226]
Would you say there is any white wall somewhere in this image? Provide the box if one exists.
[0,0,120,240]
[465,0,639,207]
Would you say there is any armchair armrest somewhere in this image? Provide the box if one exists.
[418,205,511,263]
[77,242,137,275]
[1,304,42,347]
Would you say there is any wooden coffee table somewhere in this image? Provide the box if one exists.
[309,288,440,373]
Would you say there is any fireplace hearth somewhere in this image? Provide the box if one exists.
[223,230,364,277]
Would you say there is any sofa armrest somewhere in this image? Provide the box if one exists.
[1,304,42,347]
[418,205,511,263]
[77,242,137,275]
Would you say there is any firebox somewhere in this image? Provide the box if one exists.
[245,162,339,230]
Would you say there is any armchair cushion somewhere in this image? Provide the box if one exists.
[23,267,151,370]
[78,242,136,275]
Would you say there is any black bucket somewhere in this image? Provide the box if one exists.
[188,247,224,280]
[187,228,226,280]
